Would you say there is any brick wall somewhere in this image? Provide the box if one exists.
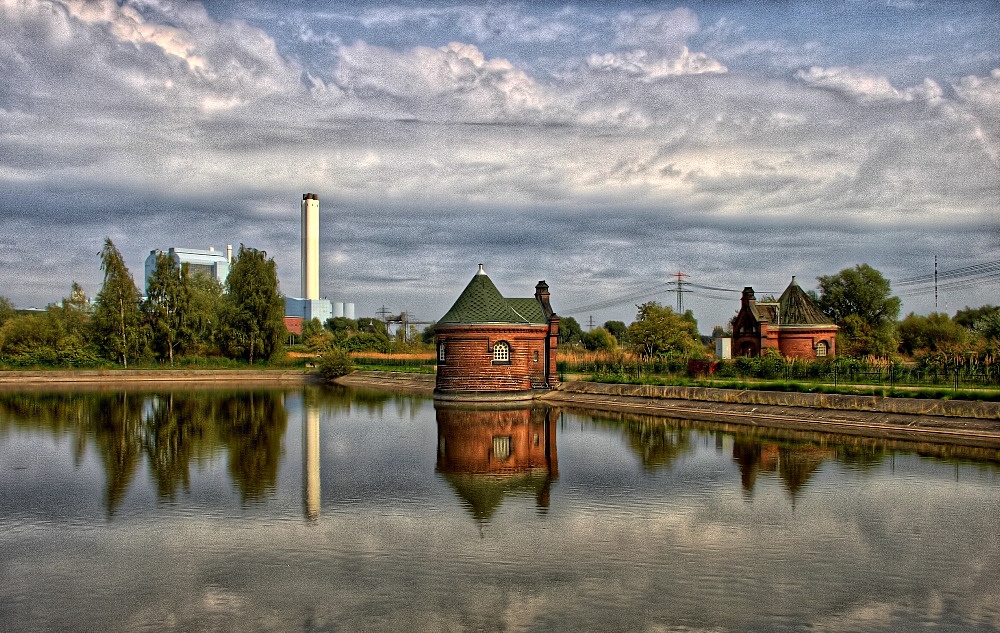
[435,324,551,392]
[777,327,838,359]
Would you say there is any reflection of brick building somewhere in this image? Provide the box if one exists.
[732,437,834,500]
[435,403,558,522]
[434,265,559,398]
[732,277,838,359]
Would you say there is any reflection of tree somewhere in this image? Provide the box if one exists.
[217,392,288,502]
[90,393,145,515]
[143,393,213,500]
[0,389,289,513]
[835,442,886,470]
[435,404,558,523]
[621,419,692,471]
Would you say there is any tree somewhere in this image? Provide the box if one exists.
[421,321,436,344]
[144,252,193,365]
[559,316,583,346]
[93,238,144,367]
[603,320,628,345]
[582,327,617,352]
[357,317,388,336]
[187,271,225,353]
[816,264,901,356]
[627,302,701,359]
[325,317,358,334]
[0,296,16,327]
[897,312,968,356]
[955,305,1000,330]
[973,311,1000,345]
[219,245,286,364]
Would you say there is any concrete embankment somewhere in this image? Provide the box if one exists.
[550,381,1000,419]
[542,381,1000,448]
[334,371,436,395]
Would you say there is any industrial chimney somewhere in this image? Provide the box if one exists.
[301,193,320,300]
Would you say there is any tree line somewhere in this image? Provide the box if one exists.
[0,239,285,367]
[559,263,1000,365]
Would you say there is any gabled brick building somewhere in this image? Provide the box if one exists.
[732,277,837,359]
[434,265,559,399]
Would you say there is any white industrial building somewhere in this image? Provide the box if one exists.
[285,192,334,324]
[144,245,231,292]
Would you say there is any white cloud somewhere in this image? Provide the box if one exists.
[613,8,700,52]
[586,46,727,80]
[796,66,943,103]
[953,68,1000,109]
[333,41,553,120]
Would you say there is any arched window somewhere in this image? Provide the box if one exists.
[438,341,446,362]
[815,341,828,357]
[493,341,510,363]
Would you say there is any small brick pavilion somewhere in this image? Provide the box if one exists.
[434,265,559,399]
[732,276,838,359]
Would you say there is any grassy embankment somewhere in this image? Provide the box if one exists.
[556,349,1000,403]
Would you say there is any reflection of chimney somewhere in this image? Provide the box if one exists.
[302,401,320,522]
[301,193,320,300]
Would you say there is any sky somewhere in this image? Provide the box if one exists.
[1,0,998,331]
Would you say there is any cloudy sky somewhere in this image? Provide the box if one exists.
[2,0,998,329]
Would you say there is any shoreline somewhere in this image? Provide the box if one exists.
[0,369,315,390]
[4,369,1000,447]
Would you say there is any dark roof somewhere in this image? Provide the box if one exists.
[777,278,834,325]
[751,302,778,323]
[438,267,547,325]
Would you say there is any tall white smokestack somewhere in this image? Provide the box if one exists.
[301,193,320,300]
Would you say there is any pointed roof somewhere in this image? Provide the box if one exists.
[777,277,834,325]
[438,265,547,325]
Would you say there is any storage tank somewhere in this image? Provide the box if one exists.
[333,302,344,318]
[345,303,355,320]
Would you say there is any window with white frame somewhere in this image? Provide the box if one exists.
[815,341,828,357]
[493,341,510,363]
[438,341,446,362]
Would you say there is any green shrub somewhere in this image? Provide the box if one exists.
[317,348,354,383]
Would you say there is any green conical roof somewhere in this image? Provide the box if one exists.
[438,266,546,324]
[778,277,834,325]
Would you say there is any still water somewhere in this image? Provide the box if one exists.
[1,386,999,632]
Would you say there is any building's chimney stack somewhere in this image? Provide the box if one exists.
[535,280,552,316]
[301,193,320,300]
[741,287,756,309]
[226,244,232,262]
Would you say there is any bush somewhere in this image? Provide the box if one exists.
[317,348,354,383]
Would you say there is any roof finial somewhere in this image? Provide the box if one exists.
[477,263,485,275]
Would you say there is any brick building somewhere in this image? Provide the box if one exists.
[732,277,838,359]
[434,265,559,399]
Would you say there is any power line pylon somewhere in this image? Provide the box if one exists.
[673,272,690,313]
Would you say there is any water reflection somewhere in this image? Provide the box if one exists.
[302,393,320,522]
[732,437,836,500]
[0,390,288,514]
[435,403,558,523]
